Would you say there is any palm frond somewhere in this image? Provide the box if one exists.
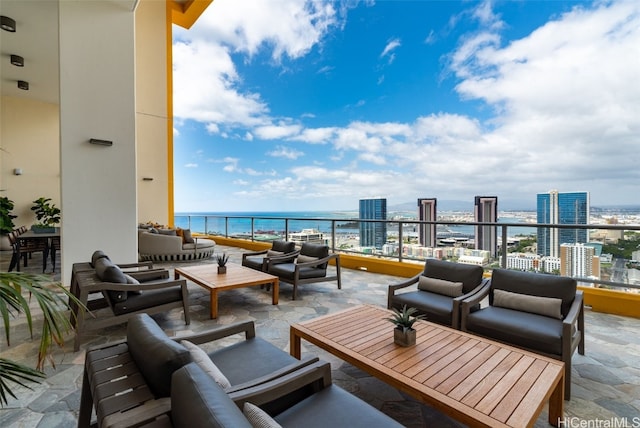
[0,272,85,407]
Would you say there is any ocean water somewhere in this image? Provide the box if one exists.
[174,211,537,237]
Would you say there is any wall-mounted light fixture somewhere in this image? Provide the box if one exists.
[89,138,113,146]
[13,168,23,176]
[142,177,154,181]
[10,55,23,67]
[17,80,29,90]
[1,16,16,32]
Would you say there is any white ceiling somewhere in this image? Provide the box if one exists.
[1,0,141,106]
[0,0,60,105]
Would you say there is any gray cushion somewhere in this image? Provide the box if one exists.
[244,403,282,428]
[272,240,295,253]
[158,228,177,236]
[493,289,562,319]
[181,340,231,389]
[182,229,195,244]
[90,250,109,267]
[296,254,318,265]
[94,258,128,303]
[490,269,577,317]
[171,363,252,428]
[207,337,299,386]
[465,306,564,355]
[274,384,403,427]
[112,287,183,315]
[423,259,484,294]
[127,314,191,397]
[124,274,142,295]
[266,250,283,257]
[418,276,463,297]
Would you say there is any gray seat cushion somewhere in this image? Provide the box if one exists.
[272,240,296,253]
[208,337,300,385]
[274,384,403,427]
[171,363,252,428]
[391,290,457,326]
[268,263,327,280]
[112,286,183,315]
[243,255,265,271]
[465,306,563,355]
[127,314,191,397]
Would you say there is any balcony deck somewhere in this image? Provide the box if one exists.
[1,245,639,427]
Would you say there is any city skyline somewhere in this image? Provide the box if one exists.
[172,0,640,212]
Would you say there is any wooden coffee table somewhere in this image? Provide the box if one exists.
[174,263,278,319]
[290,304,564,428]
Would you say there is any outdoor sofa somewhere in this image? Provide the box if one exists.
[138,228,215,261]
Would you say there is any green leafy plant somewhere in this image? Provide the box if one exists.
[216,253,229,267]
[386,305,425,332]
[0,197,17,235]
[0,273,82,406]
[30,197,60,227]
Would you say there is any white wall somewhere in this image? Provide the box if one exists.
[59,1,138,281]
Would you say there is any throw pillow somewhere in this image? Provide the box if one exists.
[180,340,231,389]
[91,250,110,267]
[148,227,159,234]
[266,250,283,257]
[124,274,142,295]
[158,228,177,236]
[176,228,185,241]
[243,402,283,428]
[182,229,195,244]
[296,254,318,265]
[418,276,463,297]
[493,289,563,319]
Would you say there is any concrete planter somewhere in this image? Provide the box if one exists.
[394,327,416,347]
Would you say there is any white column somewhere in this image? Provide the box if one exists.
[59,0,138,282]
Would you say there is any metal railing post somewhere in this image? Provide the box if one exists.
[501,225,508,269]
[398,221,403,262]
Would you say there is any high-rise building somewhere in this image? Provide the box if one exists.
[474,196,498,257]
[537,191,590,257]
[560,243,600,279]
[359,198,387,249]
[417,198,437,248]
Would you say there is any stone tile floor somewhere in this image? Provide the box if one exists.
[1,245,639,427]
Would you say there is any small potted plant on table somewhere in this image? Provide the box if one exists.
[216,253,229,274]
[387,305,425,347]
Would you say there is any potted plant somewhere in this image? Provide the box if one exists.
[0,196,17,250]
[386,305,425,347]
[0,272,83,406]
[30,197,61,233]
[216,253,229,274]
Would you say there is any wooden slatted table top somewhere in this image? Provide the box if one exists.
[290,304,564,428]
[174,262,277,289]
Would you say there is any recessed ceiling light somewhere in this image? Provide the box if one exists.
[1,16,16,32]
[10,55,24,67]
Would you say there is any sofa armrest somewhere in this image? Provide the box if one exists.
[387,274,421,308]
[242,249,268,261]
[139,232,184,255]
[173,321,257,344]
[128,269,170,282]
[229,360,332,410]
[118,261,155,270]
[460,280,492,331]
[267,251,300,265]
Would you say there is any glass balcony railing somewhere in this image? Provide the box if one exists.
[174,214,640,293]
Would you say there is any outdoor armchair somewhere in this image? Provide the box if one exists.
[267,243,342,300]
[242,240,298,271]
[388,258,486,329]
[460,268,585,400]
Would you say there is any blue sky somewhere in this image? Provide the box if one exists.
[172,0,640,213]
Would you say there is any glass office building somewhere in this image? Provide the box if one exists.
[359,198,387,249]
[474,196,498,257]
[537,191,590,257]
[418,198,437,248]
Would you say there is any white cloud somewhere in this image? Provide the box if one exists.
[184,163,198,168]
[380,38,401,61]
[268,145,304,160]
[254,123,303,140]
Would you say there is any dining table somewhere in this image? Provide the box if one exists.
[15,228,60,273]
